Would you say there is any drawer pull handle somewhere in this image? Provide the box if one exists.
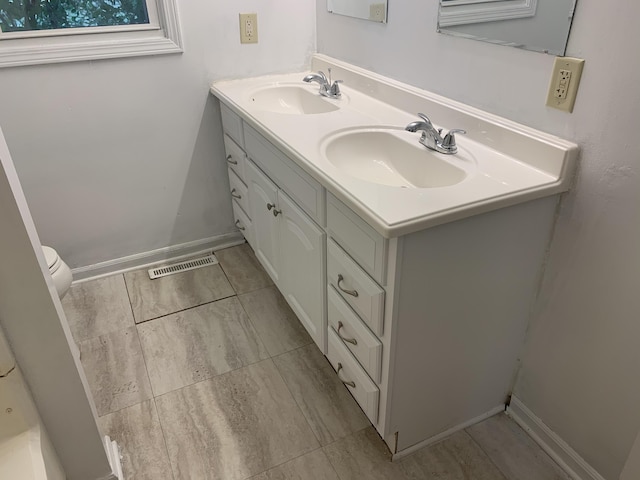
[226,154,238,165]
[337,274,359,297]
[231,188,242,199]
[337,363,356,388]
[235,220,245,231]
[337,321,358,345]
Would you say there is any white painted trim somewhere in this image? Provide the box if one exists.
[391,405,504,460]
[101,436,123,480]
[439,0,537,28]
[71,232,245,283]
[507,396,606,480]
[0,0,183,68]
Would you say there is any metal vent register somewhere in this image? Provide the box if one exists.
[148,254,218,279]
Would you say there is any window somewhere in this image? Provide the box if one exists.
[0,0,182,67]
[439,0,538,28]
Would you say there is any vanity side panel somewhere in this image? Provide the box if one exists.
[389,196,558,452]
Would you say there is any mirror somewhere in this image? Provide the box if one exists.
[438,0,577,55]
[328,0,388,23]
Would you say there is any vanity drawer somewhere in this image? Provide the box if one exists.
[220,103,244,148]
[228,168,250,216]
[327,193,387,285]
[327,239,385,336]
[232,199,254,247]
[244,124,325,225]
[224,134,246,181]
[328,286,382,383]
[327,328,379,424]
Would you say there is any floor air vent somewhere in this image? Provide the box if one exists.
[148,254,218,279]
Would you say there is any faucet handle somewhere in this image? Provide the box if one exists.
[441,129,466,151]
[330,79,343,97]
[417,113,433,126]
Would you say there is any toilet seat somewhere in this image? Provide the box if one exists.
[42,246,61,274]
[41,246,72,299]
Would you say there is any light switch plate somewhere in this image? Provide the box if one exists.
[239,13,258,44]
[546,57,585,113]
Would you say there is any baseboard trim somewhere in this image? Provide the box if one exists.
[507,395,606,480]
[71,232,245,283]
[100,435,123,480]
[392,405,504,460]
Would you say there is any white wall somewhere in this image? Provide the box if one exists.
[317,2,640,479]
[0,0,315,269]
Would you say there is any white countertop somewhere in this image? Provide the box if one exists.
[211,55,578,237]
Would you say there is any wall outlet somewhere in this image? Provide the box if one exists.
[239,13,258,44]
[546,57,585,113]
[369,3,386,22]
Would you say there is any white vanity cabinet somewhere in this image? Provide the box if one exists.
[243,131,327,353]
[221,104,253,247]
[217,97,563,457]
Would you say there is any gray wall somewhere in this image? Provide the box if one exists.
[0,0,316,269]
[317,2,640,479]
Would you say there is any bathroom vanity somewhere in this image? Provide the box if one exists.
[211,55,578,456]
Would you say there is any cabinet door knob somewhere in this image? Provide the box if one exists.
[336,363,356,388]
[226,154,238,165]
[235,219,245,231]
[337,274,359,297]
[272,208,282,217]
[337,321,357,345]
[267,202,275,211]
[231,188,242,199]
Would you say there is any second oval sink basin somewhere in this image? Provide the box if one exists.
[249,85,340,115]
[322,128,469,188]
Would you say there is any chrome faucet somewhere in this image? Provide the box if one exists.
[303,68,343,99]
[405,113,466,154]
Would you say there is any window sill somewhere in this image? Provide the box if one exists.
[0,0,182,68]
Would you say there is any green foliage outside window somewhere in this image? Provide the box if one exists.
[0,0,149,33]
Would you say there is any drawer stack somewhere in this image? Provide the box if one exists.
[221,104,253,246]
[325,193,388,425]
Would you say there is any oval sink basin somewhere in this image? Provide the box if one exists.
[322,129,470,188]
[248,85,341,114]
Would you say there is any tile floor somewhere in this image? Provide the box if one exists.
[63,243,571,480]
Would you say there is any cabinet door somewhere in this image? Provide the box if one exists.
[278,192,327,352]
[246,160,280,284]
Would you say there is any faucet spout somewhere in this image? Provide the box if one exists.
[405,121,430,133]
[303,72,328,86]
[302,70,342,99]
[405,113,466,155]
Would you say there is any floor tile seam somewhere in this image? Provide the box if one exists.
[463,425,512,480]
[121,271,138,321]
[133,292,238,325]
[262,347,326,448]
[236,288,282,358]
[151,396,178,480]
[146,351,272,399]
[97,397,149,419]
[216,256,241,296]
[151,356,278,403]
[132,312,162,399]
[270,346,327,448]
